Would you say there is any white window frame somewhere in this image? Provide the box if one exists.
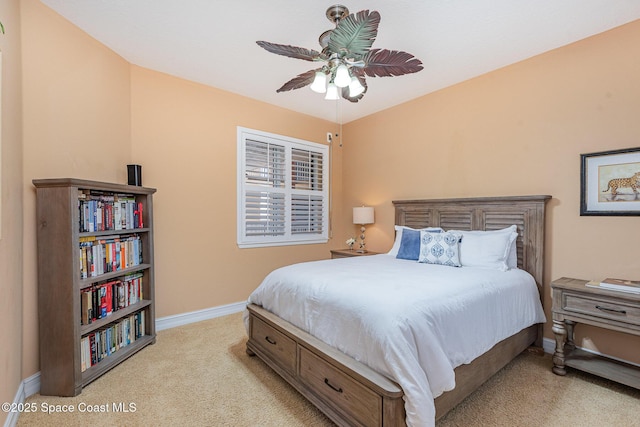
[237,127,329,248]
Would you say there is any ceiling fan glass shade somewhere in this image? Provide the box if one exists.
[310,71,328,93]
[334,64,351,88]
[348,77,365,97]
[325,83,340,100]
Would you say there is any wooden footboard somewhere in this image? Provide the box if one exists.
[247,303,538,426]
[246,304,405,427]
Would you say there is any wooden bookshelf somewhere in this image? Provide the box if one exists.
[33,178,157,396]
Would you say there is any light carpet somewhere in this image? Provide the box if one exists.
[17,312,640,426]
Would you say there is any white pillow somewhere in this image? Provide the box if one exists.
[507,237,518,269]
[387,225,444,256]
[453,225,518,271]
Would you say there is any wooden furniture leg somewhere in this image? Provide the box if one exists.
[552,319,567,375]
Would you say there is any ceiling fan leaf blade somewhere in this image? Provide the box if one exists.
[276,69,319,92]
[257,41,322,61]
[329,10,380,57]
[362,49,424,77]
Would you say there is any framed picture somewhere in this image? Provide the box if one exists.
[580,147,640,216]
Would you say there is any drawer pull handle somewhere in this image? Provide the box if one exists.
[595,305,627,315]
[264,336,277,345]
[324,378,343,393]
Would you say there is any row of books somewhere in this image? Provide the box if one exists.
[79,235,142,279]
[80,311,146,372]
[586,278,640,294]
[78,190,143,233]
[81,272,144,325]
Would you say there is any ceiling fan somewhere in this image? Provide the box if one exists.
[256,4,423,102]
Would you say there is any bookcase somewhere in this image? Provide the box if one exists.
[33,178,157,396]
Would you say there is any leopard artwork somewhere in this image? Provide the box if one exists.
[602,171,640,196]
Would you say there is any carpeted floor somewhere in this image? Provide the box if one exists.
[17,312,640,426]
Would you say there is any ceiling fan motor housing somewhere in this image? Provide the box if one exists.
[326,5,349,24]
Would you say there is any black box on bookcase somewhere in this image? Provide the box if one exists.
[127,164,142,186]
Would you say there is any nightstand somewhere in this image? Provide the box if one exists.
[551,277,640,389]
[330,249,380,259]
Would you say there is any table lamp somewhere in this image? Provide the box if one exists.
[353,206,375,253]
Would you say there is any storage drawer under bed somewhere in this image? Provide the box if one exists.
[299,346,382,427]
[250,316,297,375]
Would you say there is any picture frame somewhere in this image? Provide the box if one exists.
[580,147,640,216]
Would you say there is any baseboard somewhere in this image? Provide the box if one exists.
[542,337,555,354]
[155,301,246,331]
[3,381,24,427]
[2,371,38,427]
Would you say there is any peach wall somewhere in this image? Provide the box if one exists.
[343,20,640,363]
[0,0,23,423]
[21,0,132,377]
[130,66,343,317]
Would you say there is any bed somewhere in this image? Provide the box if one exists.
[245,195,550,426]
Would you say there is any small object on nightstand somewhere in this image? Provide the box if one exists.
[345,237,356,251]
[585,278,640,294]
[331,249,379,259]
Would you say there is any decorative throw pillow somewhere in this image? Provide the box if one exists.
[418,230,462,267]
[388,225,443,257]
[396,227,442,260]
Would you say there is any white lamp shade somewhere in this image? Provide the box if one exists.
[353,206,374,224]
[348,77,365,97]
[310,71,327,93]
[334,64,351,88]
[325,83,340,100]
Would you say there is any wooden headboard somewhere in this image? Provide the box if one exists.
[393,195,551,294]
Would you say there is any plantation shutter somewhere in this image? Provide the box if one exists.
[237,128,329,247]
[244,140,286,237]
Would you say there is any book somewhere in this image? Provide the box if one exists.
[81,290,93,325]
[586,278,640,294]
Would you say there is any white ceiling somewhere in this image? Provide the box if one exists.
[40,0,640,124]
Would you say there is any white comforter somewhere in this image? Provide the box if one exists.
[245,254,546,427]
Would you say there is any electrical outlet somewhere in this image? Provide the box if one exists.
[327,132,333,143]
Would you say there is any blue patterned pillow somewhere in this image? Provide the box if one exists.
[396,228,443,260]
[418,230,463,267]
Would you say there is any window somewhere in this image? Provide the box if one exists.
[237,127,329,248]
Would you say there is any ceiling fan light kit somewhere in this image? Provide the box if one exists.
[257,4,423,102]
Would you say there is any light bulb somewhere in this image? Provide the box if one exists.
[348,77,365,97]
[334,64,351,88]
[310,71,327,93]
[325,83,340,100]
